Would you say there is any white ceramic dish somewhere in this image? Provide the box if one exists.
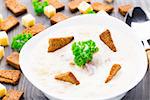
[20,13,148,100]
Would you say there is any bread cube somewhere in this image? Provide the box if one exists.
[22,14,35,27]
[0,14,3,23]
[0,16,19,32]
[50,13,69,25]
[2,89,23,100]
[77,1,93,14]
[118,4,133,16]
[0,31,9,46]
[0,83,7,97]
[44,5,56,18]
[0,46,4,59]
[6,52,20,69]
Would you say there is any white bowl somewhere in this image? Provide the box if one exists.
[20,13,148,100]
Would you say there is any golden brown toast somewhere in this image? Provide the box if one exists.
[100,29,117,52]
[105,64,121,83]
[47,0,65,12]
[48,36,74,52]
[55,72,80,85]
[91,2,114,13]
[50,13,69,25]
[6,52,20,69]
[0,16,19,32]
[118,4,133,16]
[2,89,23,100]
[22,23,45,36]
[68,0,91,13]
[0,70,21,85]
[5,0,27,16]
[105,0,113,3]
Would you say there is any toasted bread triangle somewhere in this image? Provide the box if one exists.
[105,64,121,83]
[48,36,74,52]
[55,72,80,85]
[100,29,117,52]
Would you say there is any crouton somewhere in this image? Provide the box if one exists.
[68,0,91,13]
[6,52,20,69]
[91,2,113,13]
[2,89,23,100]
[118,4,133,16]
[47,0,65,12]
[105,0,113,3]
[0,16,19,32]
[48,36,74,52]
[22,23,45,36]
[99,29,117,52]
[50,13,69,25]
[105,64,121,83]
[55,72,80,85]
[0,70,21,85]
[5,0,27,16]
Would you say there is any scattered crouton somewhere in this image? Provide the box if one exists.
[105,64,121,83]
[2,89,23,100]
[118,4,133,16]
[5,0,27,16]
[91,2,113,13]
[0,70,21,85]
[48,36,74,52]
[105,0,113,3]
[0,16,19,32]
[99,29,117,52]
[68,0,91,13]
[55,72,80,85]
[6,52,20,69]
[47,0,65,12]
[22,23,45,36]
[50,13,69,25]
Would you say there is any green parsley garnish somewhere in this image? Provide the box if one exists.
[80,9,96,15]
[87,9,96,14]
[11,33,33,52]
[72,40,99,68]
[32,0,48,15]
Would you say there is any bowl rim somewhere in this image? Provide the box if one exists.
[20,14,148,100]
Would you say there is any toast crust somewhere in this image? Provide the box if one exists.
[68,0,91,13]
[0,16,19,32]
[118,4,133,16]
[22,24,45,36]
[6,52,20,69]
[0,70,21,85]
[100,29,117,52]
[105,0,113,3]
[5,0,27,16]
[2,89,23,100]
[55,72,80,85]
[91,2,113,13]
[47,0,65,12]
[48,36,74,52]
[50,13,69,25]
[105,64,121,83]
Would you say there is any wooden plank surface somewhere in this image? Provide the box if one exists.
[0,0,149,100]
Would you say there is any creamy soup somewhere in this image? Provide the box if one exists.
[24,25,142,100]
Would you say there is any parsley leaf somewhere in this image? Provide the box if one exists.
[87,9,96,14]
[72,40,99,68]
[11,33,33,52]
[32,0,48,15]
